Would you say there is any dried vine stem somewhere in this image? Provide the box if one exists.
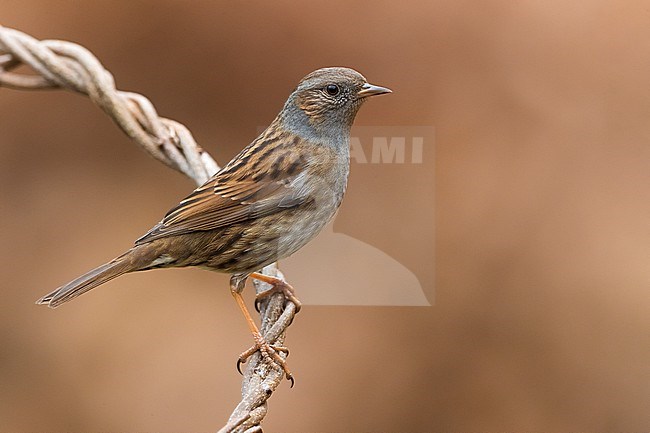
[0,25,295,432]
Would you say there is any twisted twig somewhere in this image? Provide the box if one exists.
[0,25,294,432]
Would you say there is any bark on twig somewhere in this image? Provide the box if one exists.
[0,25,294,432]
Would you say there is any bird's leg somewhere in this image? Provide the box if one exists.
[230,275,294,386]
[250,272,302,313]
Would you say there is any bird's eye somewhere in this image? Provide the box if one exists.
[325,84,340,96]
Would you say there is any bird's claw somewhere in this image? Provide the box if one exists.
[254,278,302,313]
[236,334,294,386]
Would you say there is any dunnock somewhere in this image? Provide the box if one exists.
[37,67,391,382]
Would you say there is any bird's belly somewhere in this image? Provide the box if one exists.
[274,171,346,260]
[199,194,339,275]
[275,205,335,257]
[200,157,348,275]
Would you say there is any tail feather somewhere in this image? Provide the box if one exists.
[37,241,170,308]
[36,258,134,308]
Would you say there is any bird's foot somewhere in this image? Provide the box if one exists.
[250,272,302,313]
[237,330,294,387]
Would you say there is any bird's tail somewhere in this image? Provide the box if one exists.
[36,245,160,308]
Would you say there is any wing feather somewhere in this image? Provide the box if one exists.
[135,132,309,245]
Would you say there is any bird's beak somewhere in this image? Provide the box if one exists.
[357,82,392,97]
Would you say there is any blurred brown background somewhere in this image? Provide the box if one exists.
[2,1,649,432]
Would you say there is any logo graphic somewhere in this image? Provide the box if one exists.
[280,126,434,306]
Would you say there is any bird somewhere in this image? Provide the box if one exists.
[36,67,391,384]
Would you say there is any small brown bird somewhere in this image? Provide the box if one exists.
[37,67,391,383]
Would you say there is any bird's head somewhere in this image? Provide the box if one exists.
[280,67,391,143]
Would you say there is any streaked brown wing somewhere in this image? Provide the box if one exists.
[135,131,309,245]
